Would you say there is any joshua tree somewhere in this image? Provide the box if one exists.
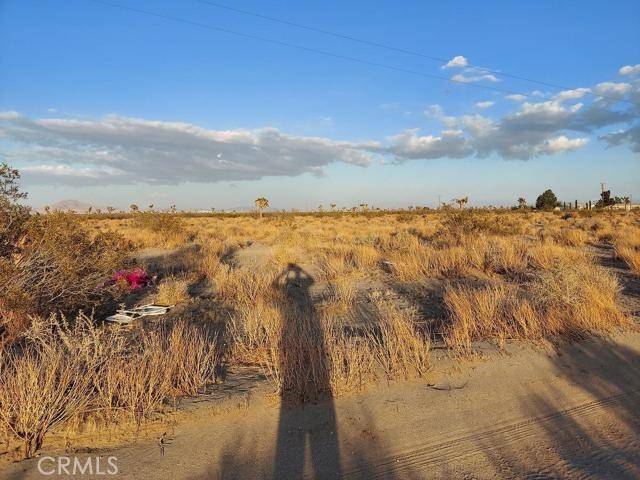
[129,204,139,213]
[254,197,269,218]
[454,196,469,209]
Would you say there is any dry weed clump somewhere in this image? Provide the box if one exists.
[156,276,190,305]
[612,226,640,276]
[131,212,191,248]
[615,246,640,275]
[0,346,93,457]
[368,297,430,379]
[0,315,220,457]
[443,259,630,354]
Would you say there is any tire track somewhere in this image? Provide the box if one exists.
[342,390,640,479]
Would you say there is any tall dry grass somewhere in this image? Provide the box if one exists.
[2,208,636,458]
[443,259,630,354]
[0,314,220,457]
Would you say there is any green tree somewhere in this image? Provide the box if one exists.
[0,162,30,257]
[535,189,560,210]
[596,190,615,208]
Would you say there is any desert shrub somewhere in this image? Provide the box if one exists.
[368,298,430,379]
[554,228,589,246]
[529,260,628,335]
[0,163,30,258]
[443,283,522,353]
[156,276,190,305]
[0,314,220,457]
[132,211,190,247]
[616,246,640,276]
[441,210,519,238]
[396,213,416,223]
[0,346,93,457]
[527,242,589,270]
[443,260,629,354]
[0,213,128,338]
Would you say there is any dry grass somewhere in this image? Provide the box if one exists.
[616,246,640,275]
[0,315,220,457]
[156,276,190,305]
[2,208,638,458]
[444,259,630,354]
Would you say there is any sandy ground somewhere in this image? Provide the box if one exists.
[3,331,639,480]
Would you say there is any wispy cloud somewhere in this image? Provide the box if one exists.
[0,113,378,185]
[451,73,499,84]
[475,101,495,109]
[1,67,638,185]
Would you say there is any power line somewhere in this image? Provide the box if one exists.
[89,0,637,106]
[88,0,524,97]
[197,0,638,106]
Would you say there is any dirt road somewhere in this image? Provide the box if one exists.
[3,333,640,479]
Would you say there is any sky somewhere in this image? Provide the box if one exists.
[1,0,639,210]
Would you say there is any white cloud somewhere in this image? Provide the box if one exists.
[441,55,468,69]
[475,101,495,109]
[0,113,379,185]
[451,73,499,83]
[619,64,640,76]
[384,129,472,159]
[593,81,631,97]
[505,94,527,102]
[552,88,590,103]
[543,135,589,154]
[1,69,638,185]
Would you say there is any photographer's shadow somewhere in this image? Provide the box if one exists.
[273,264,342,478]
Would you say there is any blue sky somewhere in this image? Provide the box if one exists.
[1,0,639,210]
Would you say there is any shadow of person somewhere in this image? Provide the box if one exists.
[273,263,342,479]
